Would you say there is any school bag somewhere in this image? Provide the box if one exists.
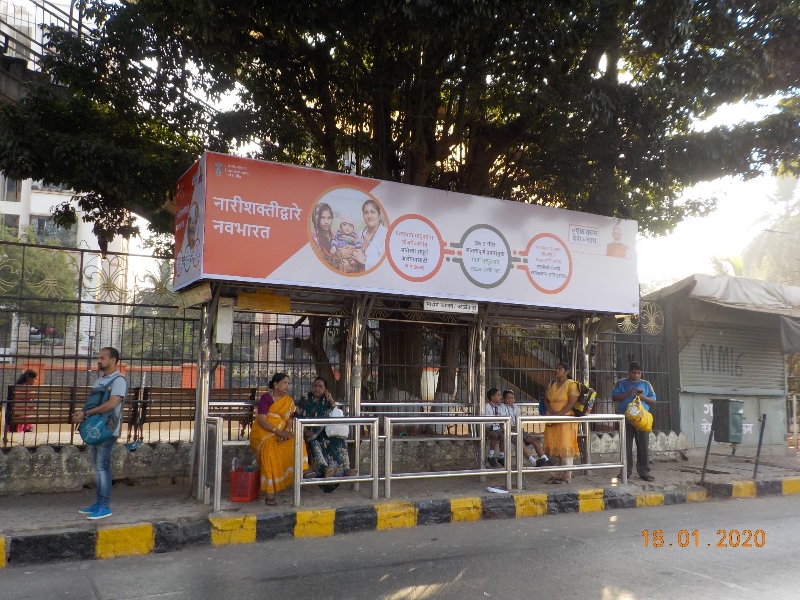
[538,379,596,417]
[572,383,597,416]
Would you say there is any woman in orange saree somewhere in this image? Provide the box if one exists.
[249,373,308,505]
[543,362,580,484]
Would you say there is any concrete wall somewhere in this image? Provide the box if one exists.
[679,393,786,451]
[1,432,689,495]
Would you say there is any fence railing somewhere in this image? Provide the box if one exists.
[514,414,627,490]
[293,417,380,507]
[384,415,513,498]
[283,413,628,506]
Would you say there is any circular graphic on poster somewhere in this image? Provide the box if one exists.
[386,215,445,282]
[308,188,389,276]
[523,233,573,294]
[457,225,513,288]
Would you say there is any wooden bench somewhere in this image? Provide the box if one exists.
[139,387,257,440]
[3,385,142,445]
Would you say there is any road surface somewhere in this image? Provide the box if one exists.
[1,495,799,599]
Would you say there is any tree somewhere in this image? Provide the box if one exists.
[1,0,799,397]
[734,174,800,285]
[710,256,745,277]
[1,1,799,239]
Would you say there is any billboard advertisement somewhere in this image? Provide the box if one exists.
[175,152,639,313]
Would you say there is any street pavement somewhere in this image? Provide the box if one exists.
[3,450,800,534]
[1,494,798,599]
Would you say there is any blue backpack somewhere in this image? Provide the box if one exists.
[78,375,124,445]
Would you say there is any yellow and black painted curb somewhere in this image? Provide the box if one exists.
[3,477,798,567]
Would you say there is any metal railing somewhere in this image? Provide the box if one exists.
[515,414,627,490]
[280,413,627,506]
[293,417,380,507]
[384,415,513,498]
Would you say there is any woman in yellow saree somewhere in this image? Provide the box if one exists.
[543,362,580,484]
[250,373,308,505]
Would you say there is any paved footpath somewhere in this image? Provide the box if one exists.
[2,449,799,568]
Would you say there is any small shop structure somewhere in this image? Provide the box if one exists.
[645,274,796,454]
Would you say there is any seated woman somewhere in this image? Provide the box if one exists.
[295,376,354,493]
[249,373,308,506]
[12,369,37,433]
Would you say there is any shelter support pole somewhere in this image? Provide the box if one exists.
[349,294,374,491]
[477,305,499,474]
[794,394,798,451]
[189,284,220,500]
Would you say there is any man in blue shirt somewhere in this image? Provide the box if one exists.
[612,361,656,482]
[74,347,128,519]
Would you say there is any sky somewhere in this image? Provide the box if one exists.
[636,98,788,293]
[636,175,780,292]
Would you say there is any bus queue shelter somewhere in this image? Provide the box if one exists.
[172,151,640,497]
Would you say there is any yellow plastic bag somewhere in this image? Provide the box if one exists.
[625,398,653,433]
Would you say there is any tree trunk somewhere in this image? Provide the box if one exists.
[435,325,462,396]
[377,319,423,398]
[293,316,343,399]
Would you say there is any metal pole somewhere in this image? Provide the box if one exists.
[467,319,478,460]
[384,417,393,499]
[351,295,372,491]
[516,423,524,491]
[753,413,767,480]
[620,416,628,485]
[700,422,714,485]
[585,421,592,468]
[195,284,220,499]
[370,418,379,500]
[187,304,205,497]
[294,420,303,507]
[793,394,798,451]
[477,312,486,473]
[504,418,512,491]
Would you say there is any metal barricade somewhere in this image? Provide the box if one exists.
[384,415,512,498]
[514,414,627,490]
[293,417,380,507]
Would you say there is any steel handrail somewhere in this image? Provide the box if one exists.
[384,415,513,498]
[515,414,627,490]
[293,417,379,507]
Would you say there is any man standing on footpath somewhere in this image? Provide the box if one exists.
[73,347,128,519]
[612,361,656,482]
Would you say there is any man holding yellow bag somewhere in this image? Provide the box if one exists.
[613,361,656,482]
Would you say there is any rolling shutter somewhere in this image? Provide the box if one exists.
[679,324,785,395]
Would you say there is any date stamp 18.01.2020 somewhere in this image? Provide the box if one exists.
[642,529,766,548]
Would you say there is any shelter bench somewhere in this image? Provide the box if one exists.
[139,387,257,440]
[3,385,142,445]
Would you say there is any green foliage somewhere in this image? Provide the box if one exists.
[0,0,799,242]
[710,256,745,277]
[0,227,79,335]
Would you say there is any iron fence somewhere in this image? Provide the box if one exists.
[1,239,677,447]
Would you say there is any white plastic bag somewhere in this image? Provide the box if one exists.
[325,407,349,438]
